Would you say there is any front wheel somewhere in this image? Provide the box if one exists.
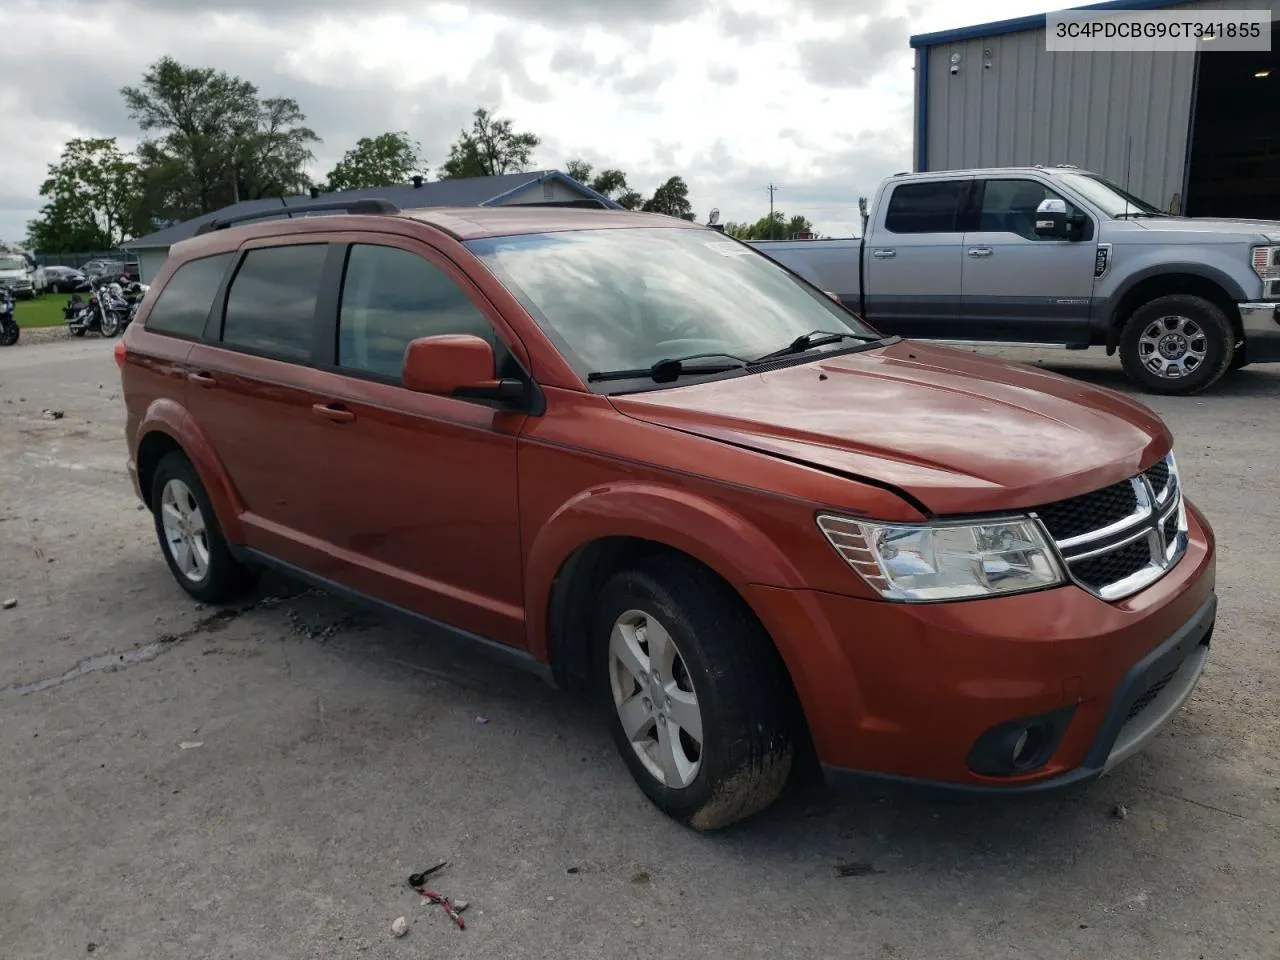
[99,312,121,337]
[0,322,17,347]
[594,555,794,830]
[1118,294,1234,395]
[150,452,257,604]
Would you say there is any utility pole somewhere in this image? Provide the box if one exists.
[767,184,778,239]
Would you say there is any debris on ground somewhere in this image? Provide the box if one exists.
[567,866,580,874]
[835,861,883,878]
[41,409,64,420]
[1112,804,1129,820]
[2,598,16,610]
[474,715,489,725]
[408,862,467,930]
[631,870,650,884]
[391,916,409,938]
[179,741,204,750]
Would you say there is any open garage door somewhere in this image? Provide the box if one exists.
[1185,28,1280,219]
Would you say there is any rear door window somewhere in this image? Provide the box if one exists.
[883,181,967,234]
[144,252,234,339]
[337,243,494,380]
[221,244,328,361]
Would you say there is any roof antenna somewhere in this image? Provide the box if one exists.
[280,194,295,220]
[1123,135,1132,219]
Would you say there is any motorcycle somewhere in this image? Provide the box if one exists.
[64,278,131,338]
[0,284,18,346]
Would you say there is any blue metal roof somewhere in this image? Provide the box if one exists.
[909,0,1208,48]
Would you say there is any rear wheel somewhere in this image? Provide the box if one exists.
[0,322,17,347]
[1118,294,1233,395]
[150,452,257,604]
[594,555,794,830]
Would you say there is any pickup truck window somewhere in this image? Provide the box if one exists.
[978,179,1082,241]
[884,181,967,234]
[466,227,877,385]
[1055,173,1165,218]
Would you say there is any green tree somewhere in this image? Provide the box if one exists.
[121,56,319,221]
[725,211,815,240]
[439,108,539,179]
[563,159,644,208]
[324,132,425,192]
[640,176,696,221]
[25,138,143,252]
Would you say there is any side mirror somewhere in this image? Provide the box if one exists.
[1034,198,1069,239]
[402,334,526,405]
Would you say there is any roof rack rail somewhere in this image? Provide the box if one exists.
[194,198,400,236]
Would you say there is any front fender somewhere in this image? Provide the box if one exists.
[138,397,246,543]
[523,482,809,662]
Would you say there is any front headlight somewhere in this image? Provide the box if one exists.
[1252,244,1280,299]
[816,514,1065,602]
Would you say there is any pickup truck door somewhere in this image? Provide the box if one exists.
[863,177,970,338]
[960,178,1098,344]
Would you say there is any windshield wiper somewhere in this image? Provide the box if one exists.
[750,329,879,365]
[587,352,749,384]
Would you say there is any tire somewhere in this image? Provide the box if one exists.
[70,327,86,337]
[593,554,794,830]
[99,312,121,338]
[1118,294,1233,395]
[0,322,17,347]
[150,451,257,604]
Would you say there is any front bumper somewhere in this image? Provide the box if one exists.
[1239,301,1280,363]
[743,500,1217,795]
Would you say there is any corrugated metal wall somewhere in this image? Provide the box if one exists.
[918,0,1276,211]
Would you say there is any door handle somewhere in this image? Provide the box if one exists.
[966,247,993,258]
[312,402,356,423]
[187,372,216,388]
[871,249,897,259]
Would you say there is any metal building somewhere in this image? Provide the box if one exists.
[910,0,1279,219]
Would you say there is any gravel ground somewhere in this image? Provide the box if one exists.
[1,338,1277,960]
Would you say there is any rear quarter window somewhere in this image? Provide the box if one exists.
[143,252,235,339]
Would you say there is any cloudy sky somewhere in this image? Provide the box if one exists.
[1,0,1054,244]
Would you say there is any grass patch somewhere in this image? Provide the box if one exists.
[12,293,75,329]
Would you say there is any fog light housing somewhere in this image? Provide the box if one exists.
[966,705,1076,777]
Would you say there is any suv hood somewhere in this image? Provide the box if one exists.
[610,340,1171,516]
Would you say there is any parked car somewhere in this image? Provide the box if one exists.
[749,165,1280,396]
[117,200,1217,829]
[43,265,90,292]
[82,258,138,283]
[0,251,45,298]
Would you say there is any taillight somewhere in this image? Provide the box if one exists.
[113,340,126,369]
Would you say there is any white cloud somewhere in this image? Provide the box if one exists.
[0,0,1052,244]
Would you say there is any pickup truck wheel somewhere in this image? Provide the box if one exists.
[1118,295,1233,395]
[594,555,794,831]
[150,452,257,604]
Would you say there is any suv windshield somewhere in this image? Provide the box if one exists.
[0,256,26,271]
[1056,173,1166,218]
[465,227,878,385]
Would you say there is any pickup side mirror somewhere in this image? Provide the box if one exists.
[402,334,526,405]
[1034,198,1070,239]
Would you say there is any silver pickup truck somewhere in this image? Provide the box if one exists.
[749,166,1280,396]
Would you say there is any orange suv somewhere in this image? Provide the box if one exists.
[118,200,1217,829]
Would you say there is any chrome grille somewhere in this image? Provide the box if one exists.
[1033,452,1188,601]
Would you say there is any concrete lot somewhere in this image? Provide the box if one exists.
[1,336,1277,960]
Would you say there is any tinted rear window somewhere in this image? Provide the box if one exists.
[883,181,966,234]
[144,253,234,339]
[221,244,328,361]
